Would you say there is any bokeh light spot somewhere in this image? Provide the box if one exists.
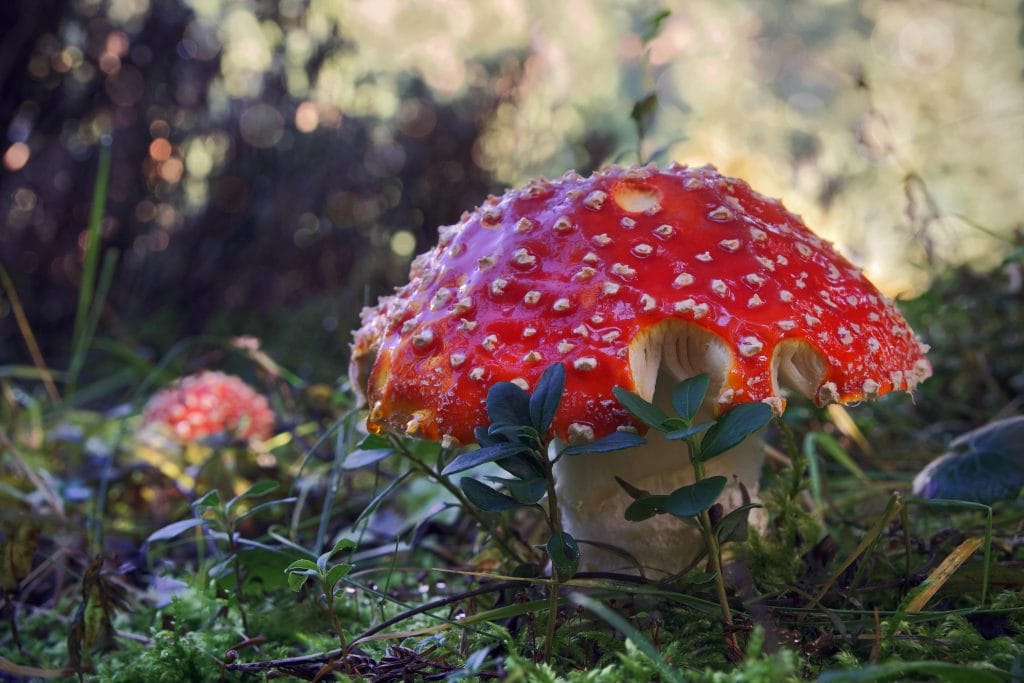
[239,104,284,148]
[390,230,416,258]
[295,101,319,132]
[149,138,172,161]
[3,143,30,172]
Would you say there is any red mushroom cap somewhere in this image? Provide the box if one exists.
[351,164,931,444]
[141,371,274,443]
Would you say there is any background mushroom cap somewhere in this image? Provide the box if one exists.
[351,164,931,444]
[141,370,274,443]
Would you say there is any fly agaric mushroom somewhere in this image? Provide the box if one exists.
[141,371,274,444]
[351,164,931,574]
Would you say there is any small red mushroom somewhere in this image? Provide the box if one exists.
[351,164,931,574]
[141,371,274,444]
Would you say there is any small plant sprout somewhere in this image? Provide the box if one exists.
[146,481,296,635]
[440,362,644,661]
[613,373,773,659]
[284,538,356,652]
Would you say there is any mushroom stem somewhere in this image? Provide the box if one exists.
[554,339,768,577]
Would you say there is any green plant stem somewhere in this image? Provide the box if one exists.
[688,439,742,662]
[226,531,251,635]
[389,436,526,564]
[542,456,563,663]
[325,592,346,651]
[778,418,804,498]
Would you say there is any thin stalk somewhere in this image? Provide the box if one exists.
[0,265,59,402]
[778,418,804,498]
[325,591,346,651]
[688,438,742,662]
[226,531,251,635]
[542,456,563,663]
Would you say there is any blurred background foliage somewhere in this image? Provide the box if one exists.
[1,0,1021,384]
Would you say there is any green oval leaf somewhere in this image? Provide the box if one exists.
[700,402,773,461]
[561,431,646,456]
[670,374,709,422]
[624,494,668,521]
[460,477,521,512]
[146,518,204,544]
[546,531,580,581]
[286,571,314,592]
[284,559,319,574]
[486,382,531,428]
[495,451,546,480]
[529,363,565,434]
[441,442,529,476]
[325,563,354,593]
[342,448,393,470]
[715,503,762,543]
[612,387,672,431]
[664,476,727,518]
[484,476,547,504]
[664,421,714,442]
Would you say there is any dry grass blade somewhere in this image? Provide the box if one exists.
[0,265,59,402]
[0,656,76,679]
[904,537,984,613]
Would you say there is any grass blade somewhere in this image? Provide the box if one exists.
[70,140,112,374]
[569,593,684,683]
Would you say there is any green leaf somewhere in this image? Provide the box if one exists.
[342,448,394,470]
[325,563,354,593]
[546,531,580,581]
[330,538,356,555]
[440,442,530,476]
[630,93,658,139]
[192,490,221,512]
[235,497,298,523]
[495,451,546,480]
[207,556,234,580]
[612,387,672,431]
[664,421,714,442]
[484,476,547,504]
[700,402,773,461]
[670,374,709,422]
[226,480,279,515]
[561,431,646,456]
[715,503,762,543]
[641,8,672,44]
[664,477,727,518]
[614,476,649,500]
[486,381,531,428]
[529,363,565,434]
[145,518,204,544]
[460,477,521,512]
[284,558,319,574]
[287,571,313,591]
[487,423,538,443]
[624,494,668,521]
